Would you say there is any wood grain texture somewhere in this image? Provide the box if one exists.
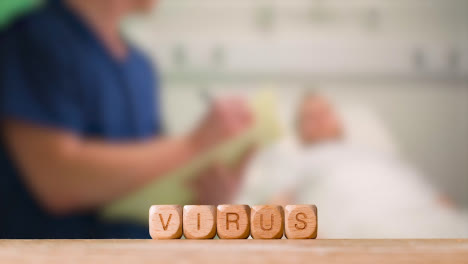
[0,239,467,264]
[285,205,317,239]
[183,205,217,239]
[251,205,284,239]
[149,205,182,239]
[217,205,250,239]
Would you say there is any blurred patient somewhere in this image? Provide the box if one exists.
[238,93,467,238]
[0,0,251,238]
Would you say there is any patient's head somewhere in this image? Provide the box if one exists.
[296,93,343,145]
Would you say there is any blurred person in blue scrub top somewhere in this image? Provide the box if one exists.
[0,0,252,238]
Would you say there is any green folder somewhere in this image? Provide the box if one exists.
[0,0,41,29]
[101,90,282,224]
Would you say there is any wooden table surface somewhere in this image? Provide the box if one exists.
[0,239,467,264]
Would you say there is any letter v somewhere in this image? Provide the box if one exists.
[159,214,172,231]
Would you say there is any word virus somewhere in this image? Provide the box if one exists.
[149,205,317,239]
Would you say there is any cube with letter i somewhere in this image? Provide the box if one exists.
[183,205,217,239]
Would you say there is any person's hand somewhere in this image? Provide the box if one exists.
[189,147,256,205]
[189,97,253,152]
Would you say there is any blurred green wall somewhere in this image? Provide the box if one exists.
[0,0,41,29]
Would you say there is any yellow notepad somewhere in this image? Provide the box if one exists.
[100,90,282,224]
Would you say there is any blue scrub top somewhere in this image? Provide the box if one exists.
[0,0,162,238]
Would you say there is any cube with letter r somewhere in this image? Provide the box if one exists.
[216,205,250,239]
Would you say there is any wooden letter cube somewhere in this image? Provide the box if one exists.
[149,205,183,239]
[284,205,318,239]
[183,205,217,239]
[217,205,250,239]
[251,205,284,239]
